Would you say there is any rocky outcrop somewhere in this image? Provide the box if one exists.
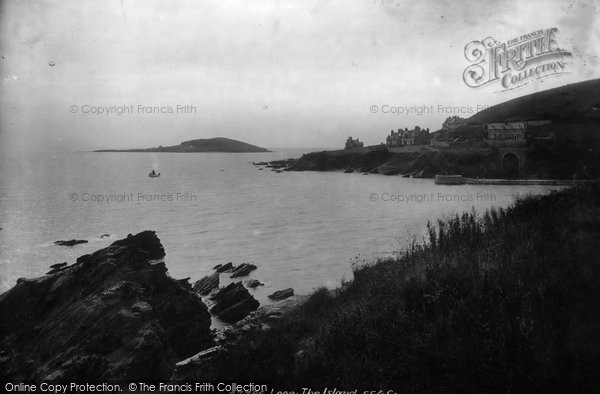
[215,262,234,273]
[228,295,307,335]
[229,263,257,278]
[244,279,264,288]
[50,262,68,270]
[0,231,213,381]
[54,239,88,246]
[214,262,258,278]
[268,288,294,301]
[175,345,224,368]
[193,273,219,296]
[46,262,68,274]
[173,295,308,381]
[177,277,192,290]
[209,282,259,324]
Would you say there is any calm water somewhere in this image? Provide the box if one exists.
[0,150,561,304]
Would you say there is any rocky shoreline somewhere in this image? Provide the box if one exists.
[170,184,600,390]
[254,142,600,180]
[254,148,503,178]
[2,185,599,388]
[0,231,299,382]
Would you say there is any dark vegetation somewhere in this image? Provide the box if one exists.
[204,185,600,392]
[524,125,600,179]
[404,149,500,178]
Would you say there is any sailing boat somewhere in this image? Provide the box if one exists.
[148,169,161,178]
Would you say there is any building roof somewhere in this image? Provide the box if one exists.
[486,122,526,130]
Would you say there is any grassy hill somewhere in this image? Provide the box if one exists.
[467,79,600,124]
[426,79,600,178]
[442,79,600,145]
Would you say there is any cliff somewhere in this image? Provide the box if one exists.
[95,137,270,153]
[261,148,507,178]
[0,231,213,381]
[262,138,600,179]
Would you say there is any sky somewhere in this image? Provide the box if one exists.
[0,0,599,151]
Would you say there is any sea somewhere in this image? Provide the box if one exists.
[0,149,562,305]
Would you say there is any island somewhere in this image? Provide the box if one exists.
[95,137,270,153]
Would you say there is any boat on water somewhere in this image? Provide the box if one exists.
[148,170,161,178]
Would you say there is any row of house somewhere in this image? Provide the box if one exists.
[344,126,431,149]
[437,117,553,147]
[385,126,431,146]
[344,119,553,150]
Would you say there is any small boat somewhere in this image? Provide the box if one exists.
[148,170,161,178]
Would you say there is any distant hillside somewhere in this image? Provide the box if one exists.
[95,137,270,153]
[439,79,600,148]
[467,79,600,124]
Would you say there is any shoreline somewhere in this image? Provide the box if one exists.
[463,178,600,185]
[188,183,600,390]
[257,147,600,182]
[2,185,600,389]
[436,175,600,185]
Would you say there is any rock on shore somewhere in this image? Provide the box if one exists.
[193,273,219,295]
[0,231,213,381]
[229,263,257,278]
[173,294,308,381]
[209,282,259,324]
[268,288,294,301]
[244,279,264,288]
[54,239,88,246]
[215,262,235,273]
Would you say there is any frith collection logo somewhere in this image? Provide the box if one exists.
[463,28,572,92]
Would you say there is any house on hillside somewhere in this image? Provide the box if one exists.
[442,116,466,132]
[484,122,527,146]
[386,126,430,146]
[345,136,364,150]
